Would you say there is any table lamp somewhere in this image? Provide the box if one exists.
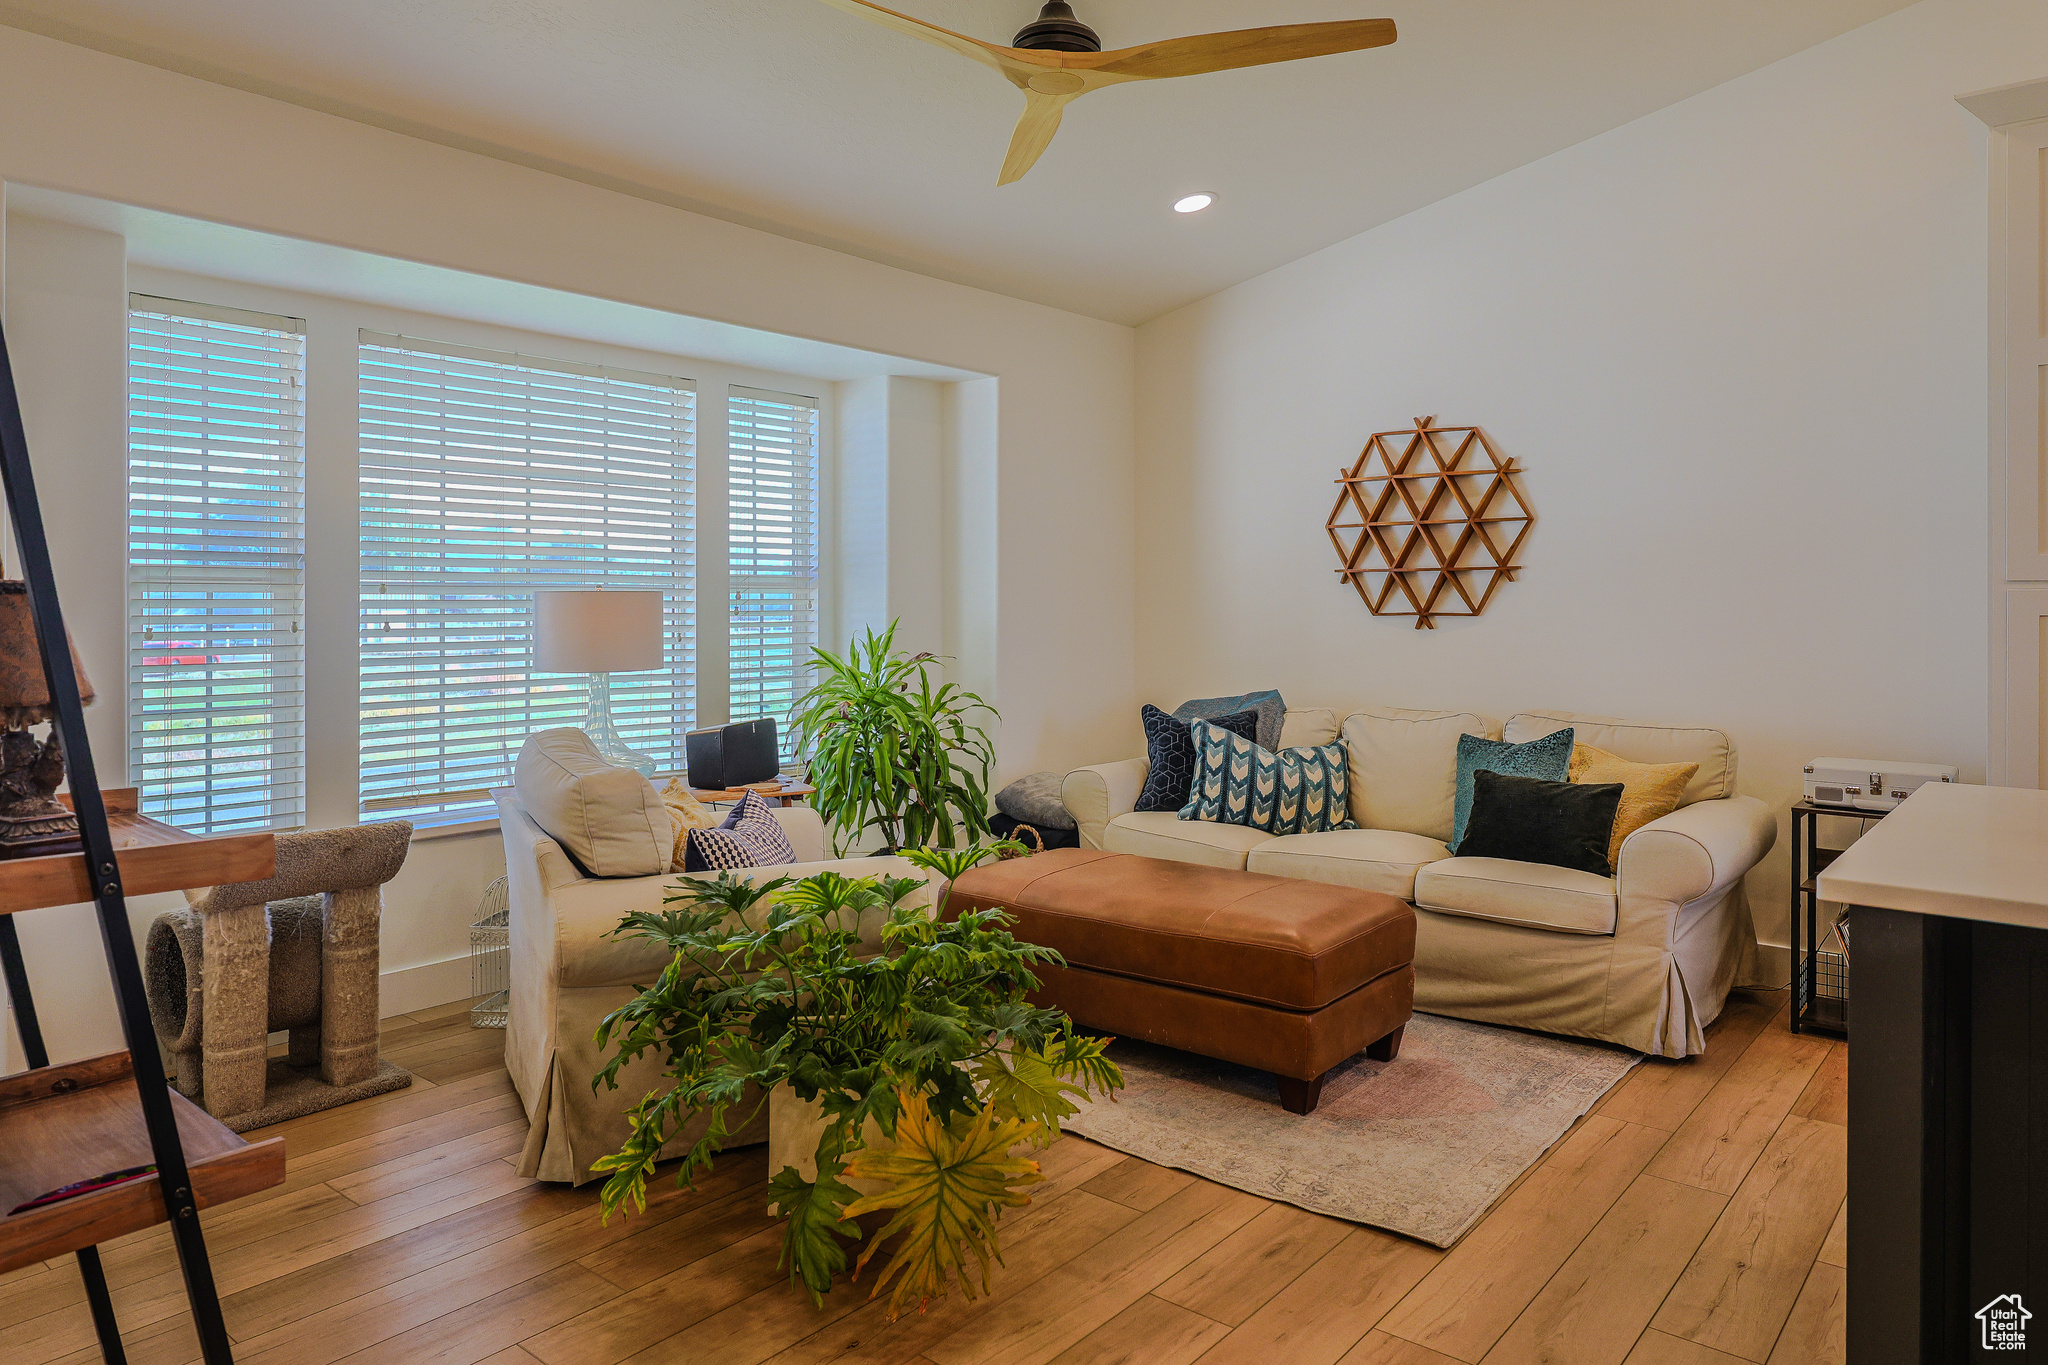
[0,579,95,856]
[534,589,663,776]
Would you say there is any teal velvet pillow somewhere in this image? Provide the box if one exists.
[1179,718,1356,836]
[1452,728,1574,851]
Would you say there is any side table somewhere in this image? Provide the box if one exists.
[687,780,817,809]
[1787,798,1885,1037]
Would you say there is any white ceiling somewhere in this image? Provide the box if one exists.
[0,0,1914,325]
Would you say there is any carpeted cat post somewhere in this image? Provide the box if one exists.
[144,821,415,1131]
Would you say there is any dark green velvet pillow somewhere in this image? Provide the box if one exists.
[1457,769,1625,877]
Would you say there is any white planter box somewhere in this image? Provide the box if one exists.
[767,1083,894,1211]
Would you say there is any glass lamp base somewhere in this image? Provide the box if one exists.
[582,673,655,776]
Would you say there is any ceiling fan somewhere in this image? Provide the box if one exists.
[814,1,1398,185]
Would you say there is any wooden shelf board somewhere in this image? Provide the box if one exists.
[0,1051,283,1275]
[0,788,275,917]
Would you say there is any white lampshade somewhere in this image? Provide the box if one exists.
[534,590,664,673]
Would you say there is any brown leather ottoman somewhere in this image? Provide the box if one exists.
[947,848,1415,1114]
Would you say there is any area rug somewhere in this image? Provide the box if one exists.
[1062,1013,1639,1247]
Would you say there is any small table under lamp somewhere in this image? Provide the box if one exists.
[534,589,663,775]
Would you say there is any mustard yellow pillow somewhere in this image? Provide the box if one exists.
[1570,743,1698,871]
[660,778,719,870]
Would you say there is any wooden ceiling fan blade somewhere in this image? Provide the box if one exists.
[998,91,1075,185]
[1087,19,1396,81]
[811,0,1013,74]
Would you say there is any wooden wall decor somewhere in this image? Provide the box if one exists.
[1327,416,1533,629]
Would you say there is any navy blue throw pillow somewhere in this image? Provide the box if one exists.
[1135,704,1259,813]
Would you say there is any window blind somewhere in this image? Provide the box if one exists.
[727,386,819,757]
[127,296,308,834]
[359,332,696,822]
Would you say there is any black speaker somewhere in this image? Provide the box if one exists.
[686,718,780,790]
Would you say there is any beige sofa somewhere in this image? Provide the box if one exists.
[1062,707,1775,1058]
[493,730,938,1184]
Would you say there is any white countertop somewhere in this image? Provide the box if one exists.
[1816,783,2048,930]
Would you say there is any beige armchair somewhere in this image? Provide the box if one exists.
[494,786,942,1183]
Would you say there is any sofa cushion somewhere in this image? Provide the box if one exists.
[1341,706,1500,842]
[1505,710,1734,804]
[513,728,669,877]
[1103,811,1273,869]
[553,854,929,989]
[1413,857,1618,935]
[1278,708,1340,748]
[1246,828,1451,901]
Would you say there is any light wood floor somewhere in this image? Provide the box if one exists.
[0,988,1847,1365]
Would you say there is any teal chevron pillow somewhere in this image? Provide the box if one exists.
[1178,719,1357,836]
[1452,727,1575,851]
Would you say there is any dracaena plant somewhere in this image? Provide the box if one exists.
[590,843,1122,1318]
[791,621,997,855]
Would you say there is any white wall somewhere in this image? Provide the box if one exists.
[834,375,945,656]
[1134,0,2048,959]
[0,26,1136,1064]
[0,214,190,1070]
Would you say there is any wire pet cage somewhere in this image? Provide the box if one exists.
[470,876,510,1028]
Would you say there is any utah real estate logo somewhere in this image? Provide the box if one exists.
[1979,1294,2031,1351]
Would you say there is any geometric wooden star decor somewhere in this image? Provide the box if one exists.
[1326,415,1534,629]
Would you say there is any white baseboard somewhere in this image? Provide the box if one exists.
[378,954,475,1018]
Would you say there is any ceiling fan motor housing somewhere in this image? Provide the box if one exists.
[1013,1,1102,52]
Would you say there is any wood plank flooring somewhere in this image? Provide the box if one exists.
[1,989,1846,1365]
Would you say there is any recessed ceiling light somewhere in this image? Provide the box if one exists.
[1173,193,1217,215]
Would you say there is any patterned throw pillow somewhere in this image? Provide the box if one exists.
[1178,719,1356,836]
[1452,728,1575,852]
[1135,704,1259,813]
[683,790,798,873]
[1569,743,1699,871]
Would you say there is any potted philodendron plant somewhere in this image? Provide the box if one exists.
[590,844,1122,1318]
[791,622,997,856]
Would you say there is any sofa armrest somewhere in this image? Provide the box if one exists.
[1616,795,1777,931]
[771,804,827,862]
[1062,758,1148,850]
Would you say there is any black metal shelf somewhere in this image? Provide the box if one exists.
[1789,799,1886,1039]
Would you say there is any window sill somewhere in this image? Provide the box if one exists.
[404,816,502,841]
